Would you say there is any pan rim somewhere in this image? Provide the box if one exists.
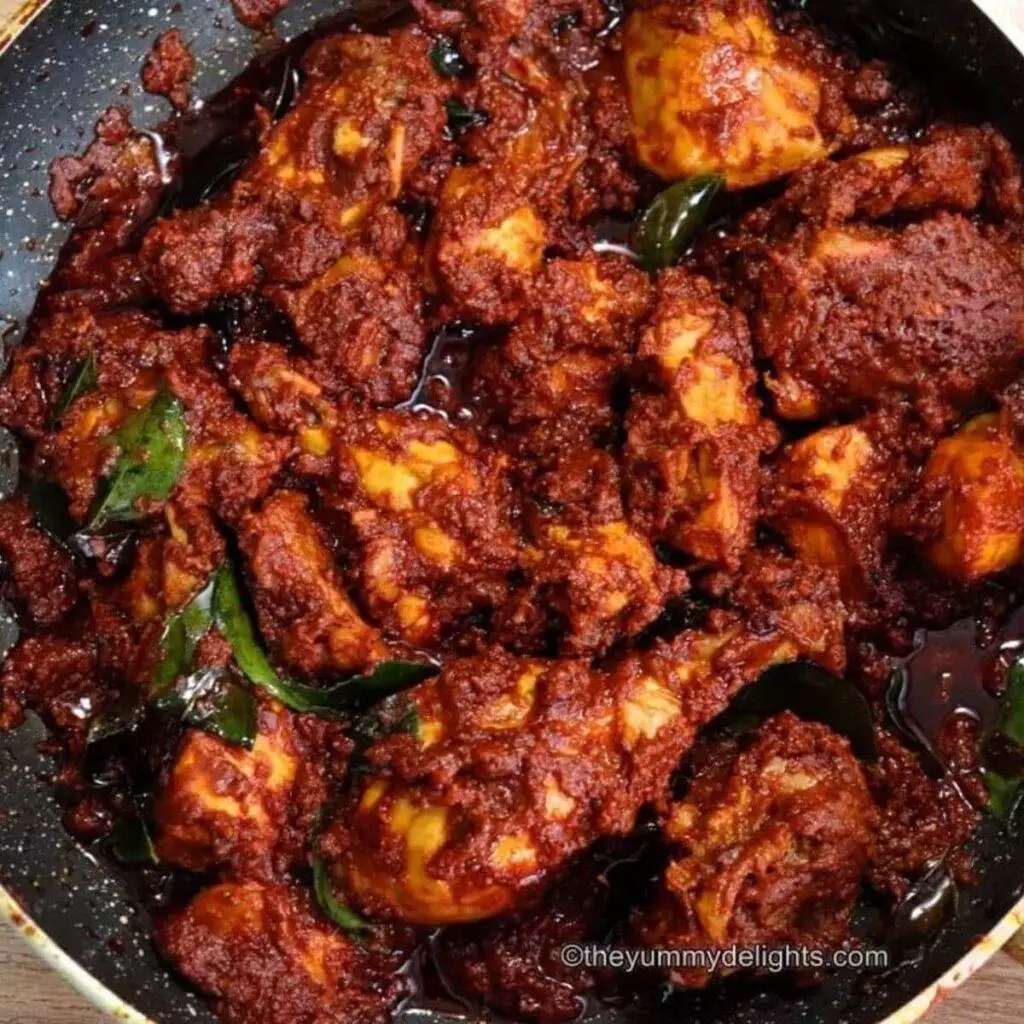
[1,0,1024,1021]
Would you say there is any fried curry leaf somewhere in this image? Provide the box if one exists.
[444,97,489,138]
[633,175,725,273]
[109,811,159,865]
[429,36,472,78]
[720,661,879,761]
[150,577,217,697]
[86,691,146,747]
[89,387,187,529]
[28,477,80,544]
[188,676,258,747]
[212,563,435,716]
[155,667,257,750]
[50,353,98,426]
[348,696,421,776]
[986,771,1024,832]
[89,577,257,752]
[984,660,1024,825]
[312,851,371,934]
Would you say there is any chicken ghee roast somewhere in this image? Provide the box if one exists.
[2,0,1024,1021]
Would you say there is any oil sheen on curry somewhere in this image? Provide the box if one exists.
[2,1,1024,1022]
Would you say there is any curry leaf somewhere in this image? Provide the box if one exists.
[89,387,187,529]
[312,851,371,934]
[720,661,879,761]
[983,660,1024,826]
[212,563,435,716]
[150,577,216,698]
[50,353,98,427]
[444,98,489,138]
[633,175,725,273]
[157,667,257,750]
[429,36,472,78]
[188,676,258,747]
[28,477,80,544]
[109,810,159,865]
[889,860,958,949]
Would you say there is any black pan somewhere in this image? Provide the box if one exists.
[2,1,1024,1022]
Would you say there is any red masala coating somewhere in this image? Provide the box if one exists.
[141,29,194,112]
[0,5,1019,1023]
[0,636,99,740]
[317,408,519,647]
[754,214,1024,423]
[434,852,608,1023]
[720,128,1024,424]
[238,491,388,677]
[142,28,453,315]
[625,269,777,569]
[866,732,979,898]
[470,254,653,430]
[154,700,348,879]
[324,552,844,927]
[637,714,876,987]
[763,411,906,597]
[230,0,291,30]
[155,881,405,1024]
[0,497,76,626]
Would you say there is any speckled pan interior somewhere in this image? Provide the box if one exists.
[3,1,1024,1022]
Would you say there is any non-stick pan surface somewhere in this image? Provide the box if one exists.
[3,1,1024,1021]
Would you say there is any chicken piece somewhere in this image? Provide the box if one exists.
[624,0,848,188]
[42,371,164,522]
[510,514,684,656]
[316,409,517,647]
[0,636,100,740]
[0,308,208,439]
[118,504,225,628]
[637,713,876,987]
[154,701,341,878]
[722,129,1024,423]
[171,388,291,528]
[238,491,387,676]
[897,414,1024,583]
[427,55,591,324]
[226,339,347,442]
[469,257,668,653]
[765,423,894,591]
[626,270,776,569]
[155,881,404,1024]
[471,254,652,430]
[37,345,288,528]
[142,28,452,314]
[750,126,1024,230]
[495,417,683,656]
[322,553,844,927]
[251,31,452,216]
[268,246,427,407]
[434,852,608,1023]
[0,497,77,627]
[756,214,1024,422]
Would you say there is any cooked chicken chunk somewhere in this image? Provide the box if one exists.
[323,553,844,926]
[637,713,876,987]
[897,414,1024,582]
[626,270,776,569]
[155,881,404,1024]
